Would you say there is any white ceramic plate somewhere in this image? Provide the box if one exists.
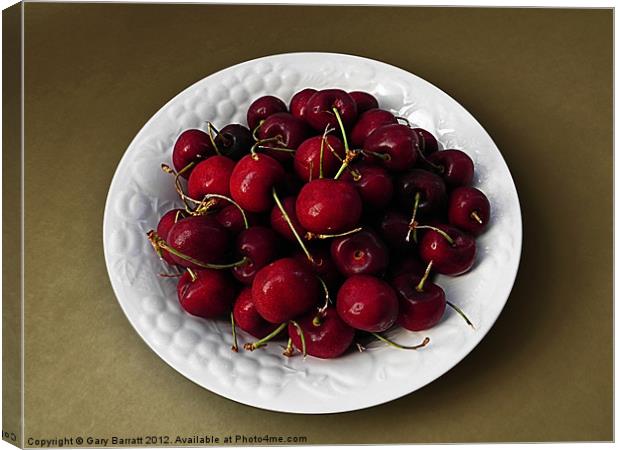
[103,53,522,414]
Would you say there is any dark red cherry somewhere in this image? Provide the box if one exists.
[229,154,285,213]
[289,88,317,120]
[293,245,341,289]
[331,229,389,277]
[393,272,446,331]
[232,226,279,285]
[233,288,280,338]
[288,307,355,359]
[177,269,237,319]
[413,128,439,157]
[363,123,419,171]
[246,95,287,130]
[378,210,415,251]
[252,257,320,323]
[293,135,345,181]
[156,209,187,265]
[397,169,447,217]
[350,109,397,148]
[305,89,358,131]
[187,155,235,205]
[349,91,379,115]
[388,254,427,279]
[426,150,474,187]
[336,275,399,332]
[418,224,476,276]
[166,215,229,269]
[214,124,253,160]
[256,112,311,161]
[343,163,394,209]
[296,179,362,235]
[269,195,306,242]
[172,129,216,178]
[448,187,490,236]
[215,205,259,235]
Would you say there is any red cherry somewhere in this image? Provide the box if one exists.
[288,307,355,359]
[177,269,237,319]
[269,195,307,242]
[305,89,358,131]
[293,245,341,289]
[330,229,389,277]
[215,205,259,235]
[256,112,311,161]
[397,169,447,217]
[247,95,287,130]
[413,128,439,157]
[343,163,394,209]
[232,226,280,285]
[296,179,362,235]
[448,187,490,236]
[233,288,280,339]
[289,88,317,120]
[166,215,229,269]
[349,91,379,115]
[418,224,476,276]
[156,209,186,265]
[336,275,399,332]
[214,124,253,160]
[172,129,216,178]
[350,109,397,148]
[377,210,415,251]
[293,135,345,181]
[252,257,320,323]
[229,154,285,213]
[363,123,419,171]
[388,254,426,279]
[187,155,235,205]
[393,272,446,331]
[426,150,474,187]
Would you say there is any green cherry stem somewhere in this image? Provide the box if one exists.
[371,333,430,350]
[206,122,221,155]
[290,320,307,357]
[230,312,239,352]
[416,260,434,292]
[305,227,362,241]
[282,338,295,357]
[313,277,331,326]
[395,116,412,127]
[326,142,362,180]
[415,225,455,246]
[272,187,314,264]
[331,107,349,152]
[251,119,265,141]
[186,267,198,282]
[471,211,483,224]
[243,322,288,351]
[447,301,475,329]
[405,192,421,243]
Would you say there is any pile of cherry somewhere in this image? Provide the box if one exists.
[147,88,490,359]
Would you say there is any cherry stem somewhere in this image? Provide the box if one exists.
[327,142,362,180]
[250,137,292,159]
[416,260,434,292]
[290,320,307,357]
[272,188,314,264]
[187,267,198,282]
[282,338,295,357]
[158,272,183,278]
[395,116,412,127]
[206,122,221,156]
[331,107,349,152]
[147,231,250,270]
[230,312,239,352]
[447,301,475,329]
[361,149,391,161]
[174,210,187,223]
[319,125,330,179]
[196,194,249,229]
[251,119,264,141]
[405,192,421,243]
[356,342,366,352]
[162,162,197,211]
[256,145,296,153]
[415,225,455,246]
[313,277,331,325]
[243,322,287,351]
[334,150,358,180]
[471,211,483,224]
[305,227,362,240]
[371,333,430,350]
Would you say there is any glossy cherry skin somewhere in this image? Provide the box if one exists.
[232,226,280,285]
[418,224,476,276]
[269,195,307,241]
[166,215,229,269]
[349,91,379,115]
[215,205,259,236]
[293,135,345,181]
[288,307,355,359]
[229,153,285,213]
[304,89,358,131]
[413,128,439,157]
[289,88,317,120]
[397,169,447,217]
[343,163,394,210]
[177,269,237,319]
[187,155,235,206]
[427,150,474,187]
[293,245,341,289]
[393,273,446,331]
[256,112,311,161]
[246,95,287,130]
[378,210,415,252]
[363,123,419,171]
[448,187,490,236]
[336,275,399,332]
[156,209,187,265]
[214,124,253,160]
[172,129,216,178]
[252,257,320,323]
[233,288,280,338]
[388,254,427,279]
[350,109,397,148]
[296,179,363,235]
[331,229,389,277]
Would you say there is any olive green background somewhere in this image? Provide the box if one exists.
[8,3,615,445]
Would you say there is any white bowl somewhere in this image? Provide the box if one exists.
[103,52,522,414]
